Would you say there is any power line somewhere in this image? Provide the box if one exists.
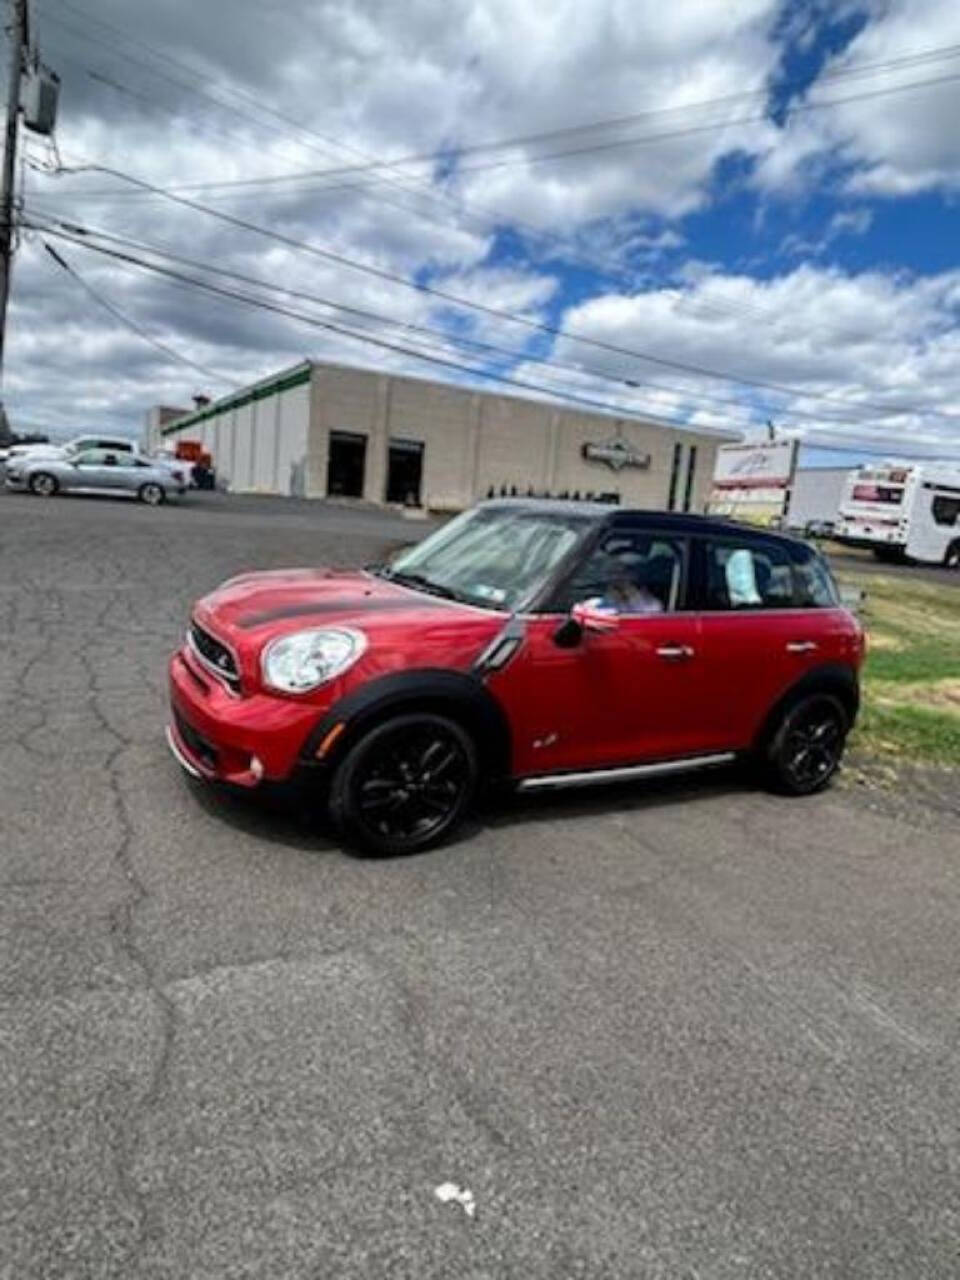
[28,217,758,429]
[33,163,960,426]
[40,240,237,385]
[29,227,744,429]
[28,207,943,434]
[33,64,960,203]
[36,2,960,196]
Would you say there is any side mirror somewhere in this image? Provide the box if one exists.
[571,599,620,634]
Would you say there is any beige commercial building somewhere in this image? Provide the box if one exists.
[153,359,739,512]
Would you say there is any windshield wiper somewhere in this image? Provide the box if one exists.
[386,569,466,603]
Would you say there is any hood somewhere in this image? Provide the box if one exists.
[197,568,472,630]
[194,569,506,686]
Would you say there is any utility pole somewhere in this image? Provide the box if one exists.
[0,0,27,400]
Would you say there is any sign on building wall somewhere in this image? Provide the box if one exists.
[581,431,651,472]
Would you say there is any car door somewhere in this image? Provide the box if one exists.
[691,535,851,750]
[67,447,111,490]
[489,526,707,777]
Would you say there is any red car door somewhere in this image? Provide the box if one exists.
[693,536,856,749]
[488,529,709,777]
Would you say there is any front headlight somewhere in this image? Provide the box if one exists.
[261,627,366,694]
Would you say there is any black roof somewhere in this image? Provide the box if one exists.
[477,498,807,547]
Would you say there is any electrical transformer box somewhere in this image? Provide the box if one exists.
[23,64,60,135]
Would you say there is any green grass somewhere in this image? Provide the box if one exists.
[835,569,960,767]
[853,702,960,764]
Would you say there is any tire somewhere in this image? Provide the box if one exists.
[28,471,58,497]
[329,712,478,856]
[764,693,849,796]
[944,541,960,570]
[138,481,165,506]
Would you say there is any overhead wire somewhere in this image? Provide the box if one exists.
[29,229,735,427]
[26,206,942,434]
[37,0,960,196]
[39,240,238,385]
[28,163,960,426]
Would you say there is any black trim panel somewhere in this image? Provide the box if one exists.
[300,668,513,780]
[753,663,861,750]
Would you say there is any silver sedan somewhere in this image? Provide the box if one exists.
[4,446,187,505]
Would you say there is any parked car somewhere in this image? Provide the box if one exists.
[5,434,137,463]
[167,500,865,855]
[5,447,186,503]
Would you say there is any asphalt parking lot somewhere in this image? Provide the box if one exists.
[3,489,960,1279]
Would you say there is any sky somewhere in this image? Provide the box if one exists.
[5,0,960,462]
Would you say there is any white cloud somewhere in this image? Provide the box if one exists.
[511,264,960,451]
[755,0,960,198]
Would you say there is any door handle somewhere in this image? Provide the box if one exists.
[656,644,695,661]
[786,641,819,653]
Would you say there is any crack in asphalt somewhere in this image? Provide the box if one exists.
[72,636,180,1272]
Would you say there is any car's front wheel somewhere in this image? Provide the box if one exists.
[944,540,960,570]
[329,712,478,856]
[29,471,58,497]
[765,693,849,796]
[138,481,165,505]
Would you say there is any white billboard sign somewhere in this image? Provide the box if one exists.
[712,440,797,490]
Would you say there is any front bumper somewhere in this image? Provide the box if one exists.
[168,646,324,786]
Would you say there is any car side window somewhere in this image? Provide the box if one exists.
[73,448,106,466]
[558,531,685,614]
[794,551,839,608]
[704,540,796,610]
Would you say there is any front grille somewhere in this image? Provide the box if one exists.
[174,710,218,771]
[189,622,240,689]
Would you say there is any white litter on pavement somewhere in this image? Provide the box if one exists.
[434,1182,476,1217]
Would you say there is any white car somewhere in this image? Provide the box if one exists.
[5,434,137,464]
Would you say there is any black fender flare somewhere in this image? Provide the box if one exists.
[753,663,860,753]
[301,668,513,780]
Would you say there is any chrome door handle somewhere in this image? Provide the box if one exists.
[656,644,695,661]
[786,641,819,653]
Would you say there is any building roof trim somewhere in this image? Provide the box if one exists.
[160,361,312,436]
[161,355,743,443]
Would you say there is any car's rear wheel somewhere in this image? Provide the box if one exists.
[765,693,849,796]
[138,481,165,505]
[329,713,478,856]
[29,471,58,497]
[944,540,960,570]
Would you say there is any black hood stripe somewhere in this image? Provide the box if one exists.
[235,596,450,629]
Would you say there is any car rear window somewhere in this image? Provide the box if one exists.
[704,540,795,610]
[794,552,840,607]
[703,540,839,610]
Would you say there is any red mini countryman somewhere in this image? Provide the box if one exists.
[168,500,864,855]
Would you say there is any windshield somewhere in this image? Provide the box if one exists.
[384,505,596,611]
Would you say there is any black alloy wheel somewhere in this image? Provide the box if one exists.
[330,713,478,856]
[944,541,960,570]
[767,694,848,796]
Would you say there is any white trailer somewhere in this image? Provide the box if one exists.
[784,466,851,536]
[834,462,960,567]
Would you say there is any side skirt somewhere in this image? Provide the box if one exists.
[516,752,736,793]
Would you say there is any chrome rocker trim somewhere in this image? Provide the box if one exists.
[517,752,736,792]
